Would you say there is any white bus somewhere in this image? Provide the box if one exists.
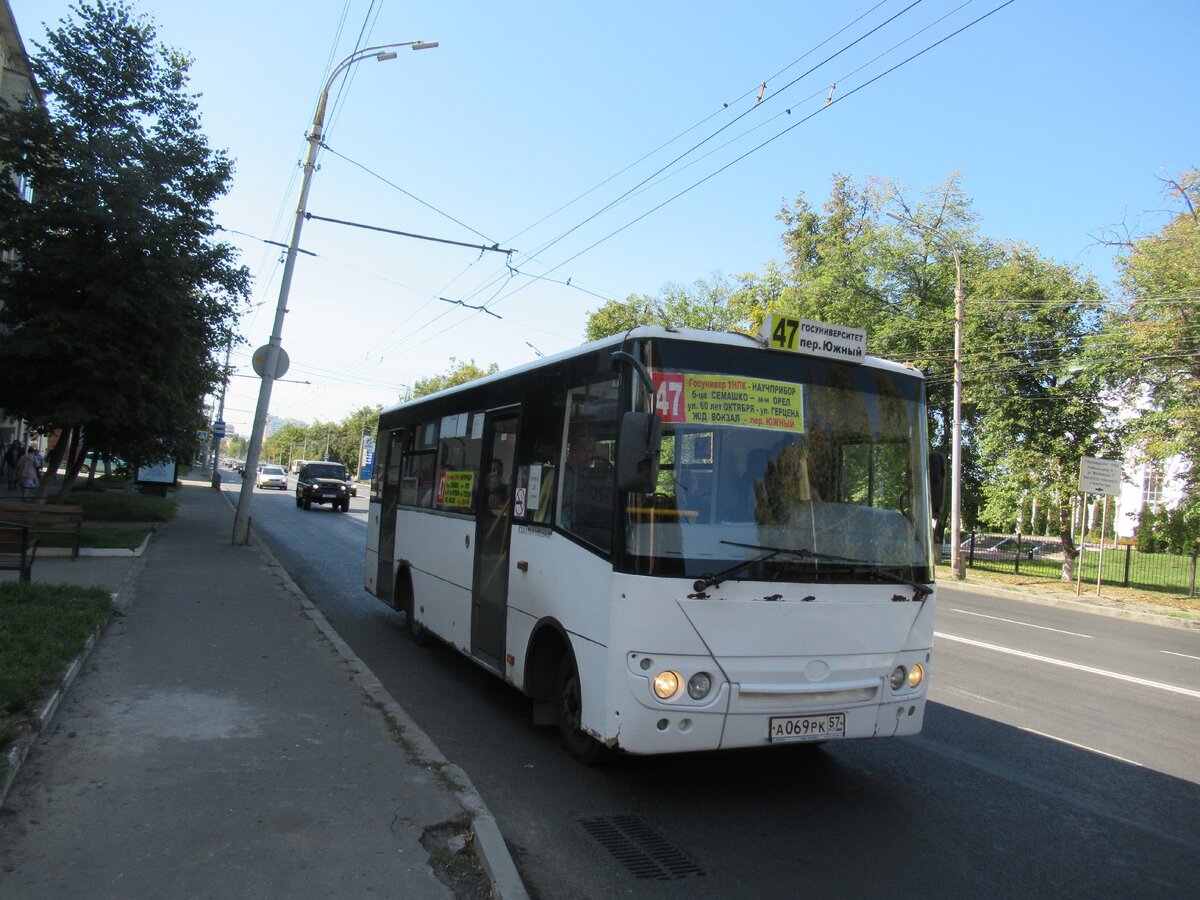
[365,325,940,761]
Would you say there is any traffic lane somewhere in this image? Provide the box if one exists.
[933,630,1200,781]
[238,496,1200,897]
[934,584,1200,779]
[936,585,1200,691]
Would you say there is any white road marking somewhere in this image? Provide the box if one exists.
[1161,650,1200,662]
[1019,726,1143,767]
[949,608,1094,638]
[935,632,1200,699]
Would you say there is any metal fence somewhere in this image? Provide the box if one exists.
[947,532,1199,596]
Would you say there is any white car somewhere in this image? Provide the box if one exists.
[257,464,288,490]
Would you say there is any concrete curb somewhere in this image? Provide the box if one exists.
[217,484,530,900]
[38,533,153,558]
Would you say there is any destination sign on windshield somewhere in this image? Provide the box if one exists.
[653,372,804,432]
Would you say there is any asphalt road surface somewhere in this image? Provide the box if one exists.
[229,471,1200,899]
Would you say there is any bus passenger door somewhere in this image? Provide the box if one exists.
[472,409,519,668]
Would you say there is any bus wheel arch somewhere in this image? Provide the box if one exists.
[394,565,429,646]
[525,620,609,764]
[525,619,569,725]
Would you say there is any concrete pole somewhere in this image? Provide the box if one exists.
[230,40,438,544]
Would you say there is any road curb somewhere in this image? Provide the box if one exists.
[945,577,1200,630]
[216,482,530,900]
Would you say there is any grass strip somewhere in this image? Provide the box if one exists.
[71,491,177,522]
[0,582,114,718]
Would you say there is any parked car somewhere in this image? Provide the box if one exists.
[257,464,288,490]
[295,461,351,511]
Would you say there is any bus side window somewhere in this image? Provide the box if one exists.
[560,379,619,551]
[514,380,564,526]
[400,419,438,507]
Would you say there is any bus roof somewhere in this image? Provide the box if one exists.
[380,325,923,417]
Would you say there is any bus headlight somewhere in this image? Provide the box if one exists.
[890,666,907,691]
[652,671,680,700]
[687,672,713,700]
[908,663,925,689]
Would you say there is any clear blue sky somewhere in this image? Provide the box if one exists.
[10,0,1198,438]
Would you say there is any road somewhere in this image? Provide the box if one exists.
[227,470,1200,898]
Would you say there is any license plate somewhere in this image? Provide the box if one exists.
[768,712,846,743]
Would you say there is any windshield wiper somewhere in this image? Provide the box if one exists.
[692,542,855,592]
[693,540,932,599]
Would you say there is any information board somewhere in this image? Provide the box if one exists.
[1078,456,1122,496]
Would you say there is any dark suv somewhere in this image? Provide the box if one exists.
[295,461,351,511]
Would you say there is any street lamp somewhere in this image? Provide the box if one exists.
[888,211,966,580]
[232,40,438,544]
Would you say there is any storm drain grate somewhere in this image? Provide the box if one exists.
[580,814,706,881]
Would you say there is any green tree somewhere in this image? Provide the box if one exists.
[1104,170,1200,493]
[583,273,759,342]
[968,247,1112,579]
[0,1,248,496]
[407,358,499,399]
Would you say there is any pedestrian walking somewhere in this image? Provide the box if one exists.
[15,445,39,499]
[4,439,23,490]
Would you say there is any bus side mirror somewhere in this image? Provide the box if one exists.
[928,451,946,519]
[617,411,662,493]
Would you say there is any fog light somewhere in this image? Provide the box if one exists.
[890,666,907,691]
[687,672,713,700]
[908,663,925,689]
[653,671,680,700]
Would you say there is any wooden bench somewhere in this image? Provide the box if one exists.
[0,522,38,582]
[0,500,84,559]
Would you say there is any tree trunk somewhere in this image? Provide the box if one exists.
[57,427,90,501]
[1058,493,1079,583]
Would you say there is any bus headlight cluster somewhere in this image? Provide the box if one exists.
[652,671,679,699]
[687,672,712,700]
[889,663,925,692]
[650,669,715,702]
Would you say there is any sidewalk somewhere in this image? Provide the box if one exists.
[0,476,526,899]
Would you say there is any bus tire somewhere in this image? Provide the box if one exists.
[555,654,607,764]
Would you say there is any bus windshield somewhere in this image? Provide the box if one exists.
[625,342,933,585]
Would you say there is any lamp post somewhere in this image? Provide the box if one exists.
[888,211,966,579]
[232,40,438,544]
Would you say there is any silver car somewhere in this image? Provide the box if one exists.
[257,464,288,490]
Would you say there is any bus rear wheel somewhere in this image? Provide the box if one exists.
[555,655,607,764]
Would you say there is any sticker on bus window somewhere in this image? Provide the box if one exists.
[436,470,475,507]
[652,372,804,433]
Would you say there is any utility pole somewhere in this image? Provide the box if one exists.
[888,211,967,579]
[208,337,232,490]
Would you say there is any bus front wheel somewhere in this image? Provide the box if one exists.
[555,655,607,764]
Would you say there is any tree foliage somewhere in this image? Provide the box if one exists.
[584,273,762,343]
[407,357,499,400]
[259,405,381,474]
[0,1,248,495]
[1105,170,1200,492]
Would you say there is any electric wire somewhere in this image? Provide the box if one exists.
[252,2,1020,422]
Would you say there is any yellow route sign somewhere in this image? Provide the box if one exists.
[760,315,866,364]
[654,372,804,433]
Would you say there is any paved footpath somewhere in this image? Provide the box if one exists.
[0,477,526,899]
